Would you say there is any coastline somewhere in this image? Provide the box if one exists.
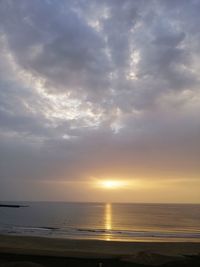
[0,234,200,266]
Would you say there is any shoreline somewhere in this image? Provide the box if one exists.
[0,234,200,257]
[0,235,200,266]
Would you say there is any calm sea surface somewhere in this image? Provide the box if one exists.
[0,202,200,242]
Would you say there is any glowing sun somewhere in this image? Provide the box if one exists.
[100,180,125,189]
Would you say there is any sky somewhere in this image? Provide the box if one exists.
[0,0,199,203]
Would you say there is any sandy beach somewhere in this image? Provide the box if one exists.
[0,234,200,266]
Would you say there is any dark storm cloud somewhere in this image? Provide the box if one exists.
[0,0,200,200]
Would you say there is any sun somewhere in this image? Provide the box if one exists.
[100,180,125,189]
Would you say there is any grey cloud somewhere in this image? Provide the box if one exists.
[0,0,200,200]
[0,0,111,99]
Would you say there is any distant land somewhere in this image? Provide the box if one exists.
[0,204,28,208]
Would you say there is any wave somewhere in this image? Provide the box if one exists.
[76,227,200,238]
[1,224,200,240]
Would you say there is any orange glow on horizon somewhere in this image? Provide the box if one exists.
[98,180,127,189]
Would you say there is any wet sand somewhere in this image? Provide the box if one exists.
[0,234,200,266]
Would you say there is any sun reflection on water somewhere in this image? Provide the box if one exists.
[105,203,112,240]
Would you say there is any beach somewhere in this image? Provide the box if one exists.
[0,203,200,266]
[0,234,200,266]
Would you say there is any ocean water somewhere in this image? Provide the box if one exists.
[0,202,200,242]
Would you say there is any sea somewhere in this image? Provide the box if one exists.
[0,202,200,242]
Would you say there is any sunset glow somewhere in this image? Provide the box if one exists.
[99,180,126,190]
[0,0,200,204]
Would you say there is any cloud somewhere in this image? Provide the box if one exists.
[0,0,199,201]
